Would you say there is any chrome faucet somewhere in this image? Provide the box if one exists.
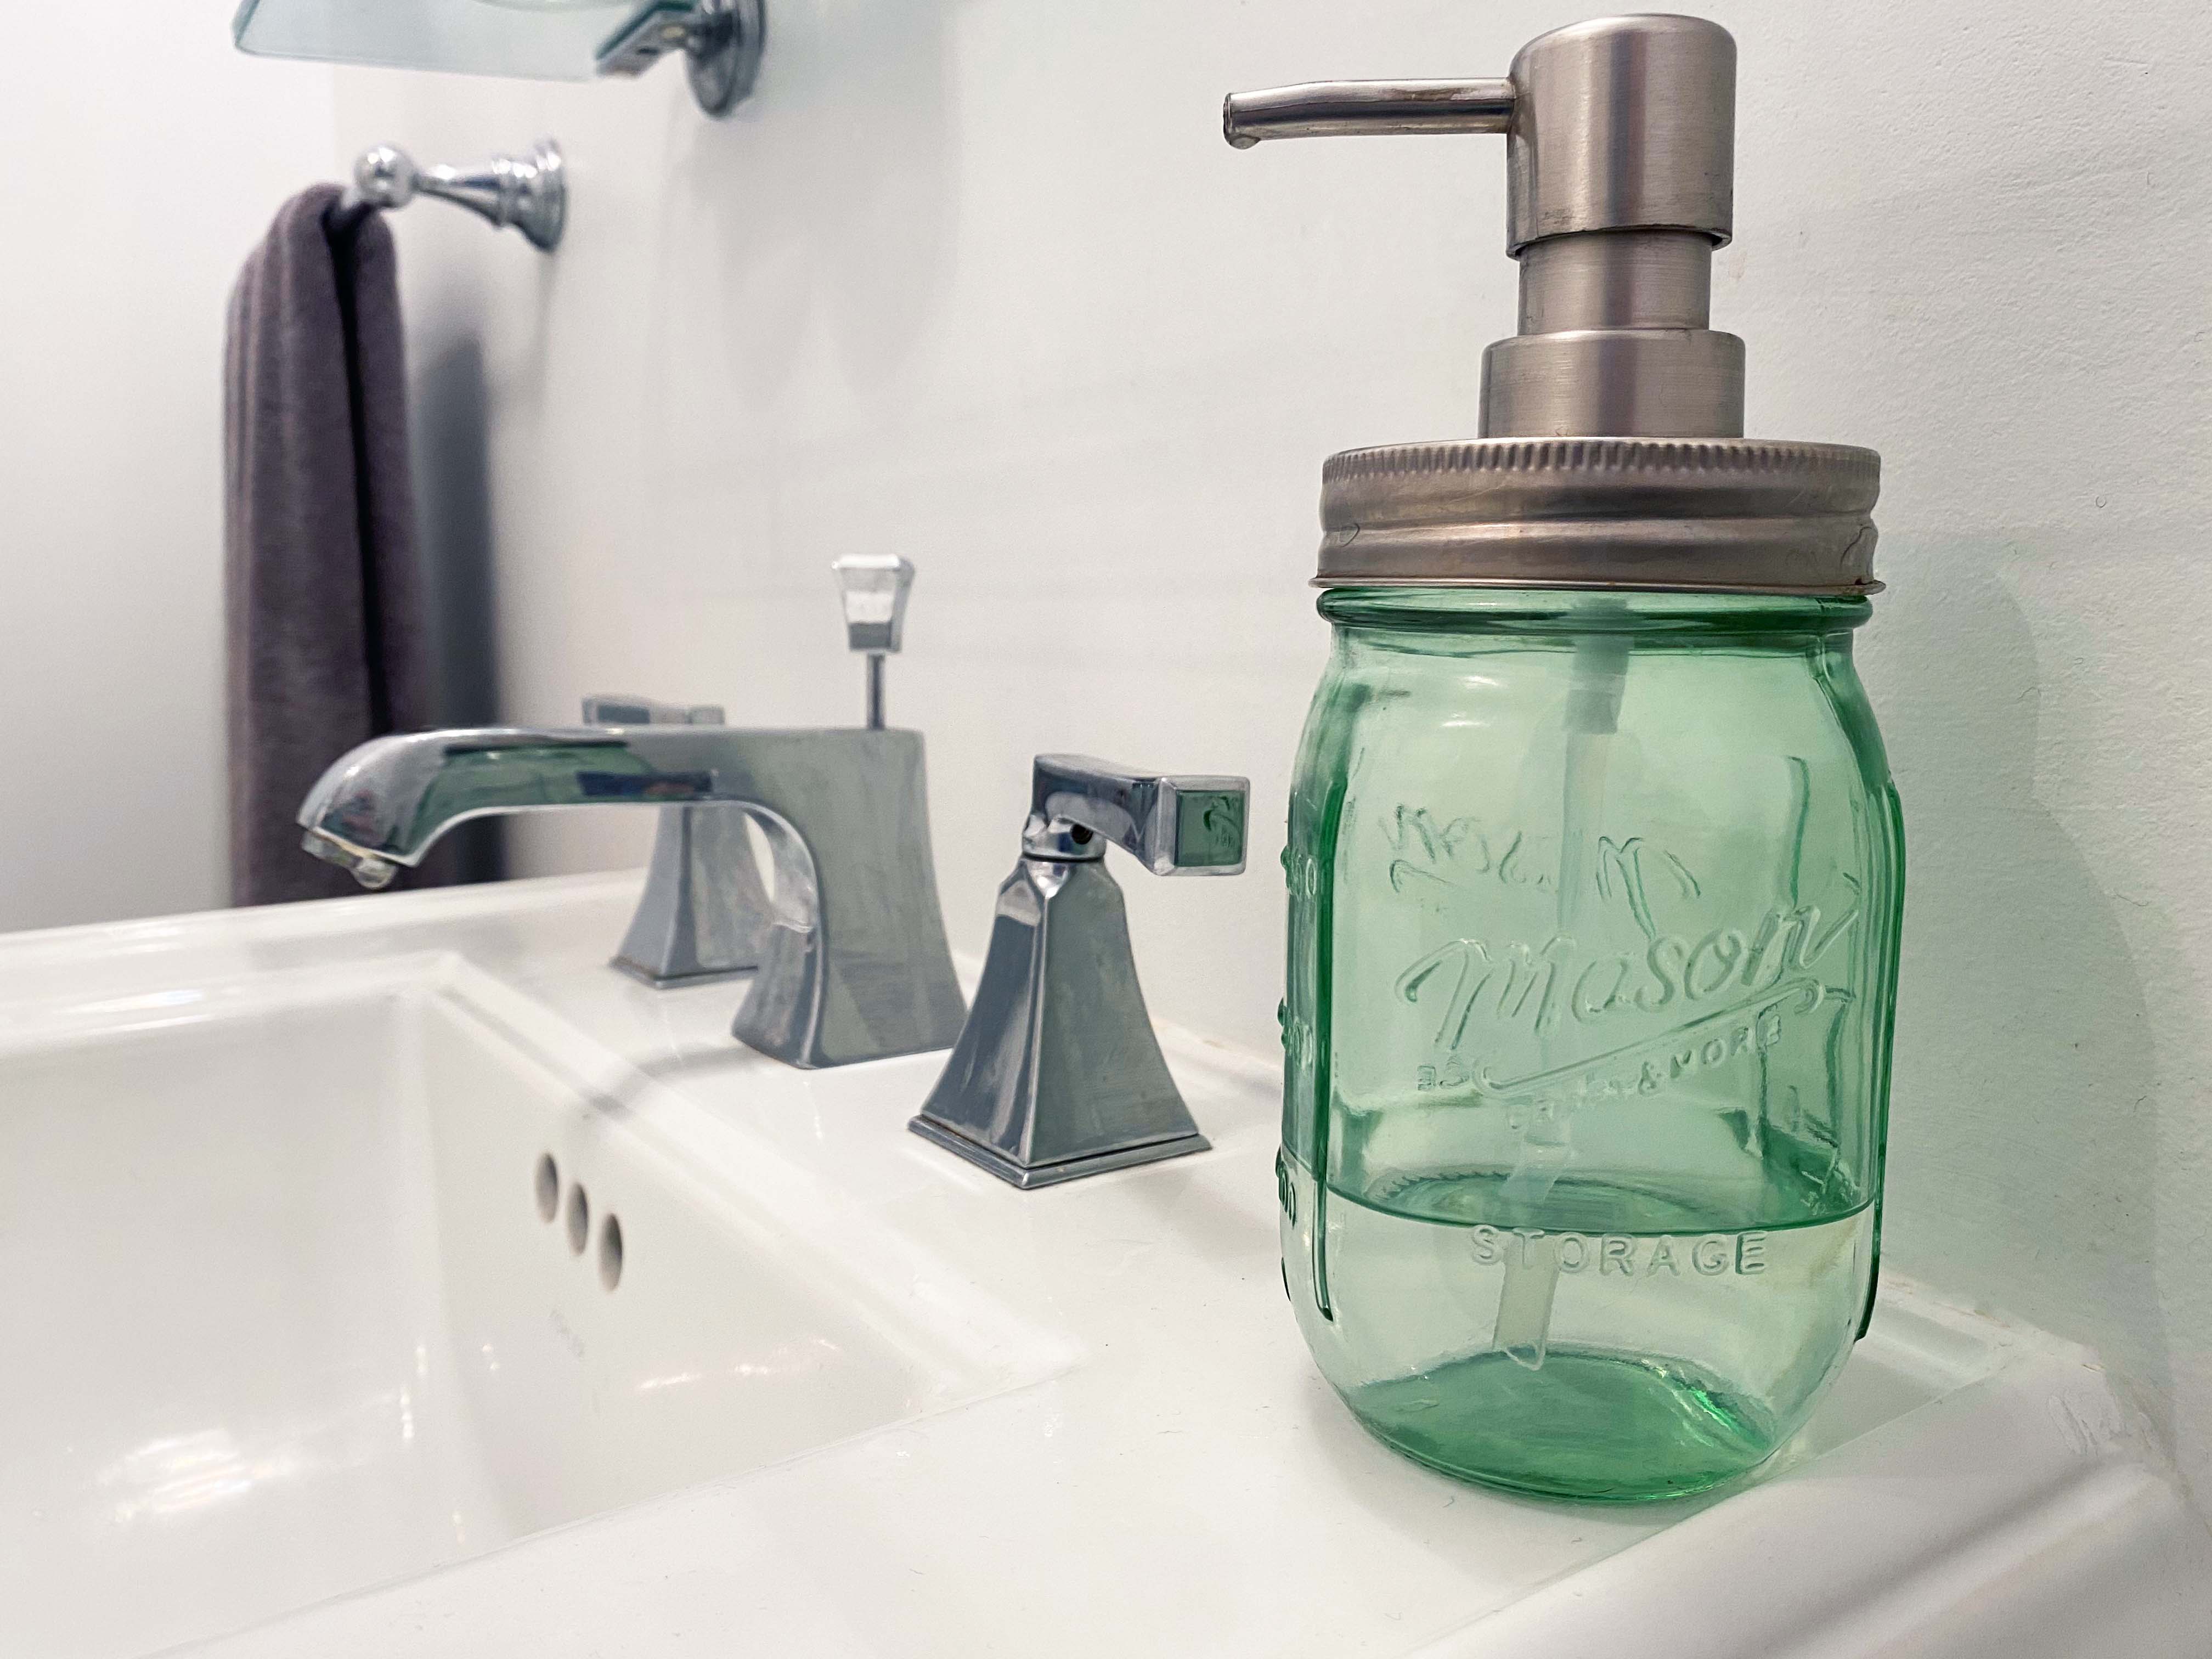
[910,755,1249,1188]
[295,560,964,1070]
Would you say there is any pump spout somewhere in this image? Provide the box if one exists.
[1222,78,1514,146]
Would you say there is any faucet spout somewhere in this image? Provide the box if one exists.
[297,724,966,1069]
[301,827,402,889]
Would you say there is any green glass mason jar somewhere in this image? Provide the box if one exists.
[1280,588,1904,1502]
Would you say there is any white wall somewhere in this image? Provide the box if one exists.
[334,0,2212,1513]
[0,6,335,928]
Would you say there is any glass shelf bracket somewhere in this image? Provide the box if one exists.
[233,0,765,117]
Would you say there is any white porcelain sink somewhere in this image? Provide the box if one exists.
[1,947,1042,1659]
[3,874,2205,1659]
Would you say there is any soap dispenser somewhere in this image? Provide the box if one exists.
[1228,15,1904,1501]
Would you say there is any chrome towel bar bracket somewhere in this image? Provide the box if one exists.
[326,139,566,252]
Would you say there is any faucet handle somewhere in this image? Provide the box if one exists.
[1024,754,1249,877]
[831,555,915,730]
[911,750,1249,1187]
[582,693,725,726]
[830,555,914,655]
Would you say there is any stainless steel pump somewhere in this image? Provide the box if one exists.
[1226,14,1882,596]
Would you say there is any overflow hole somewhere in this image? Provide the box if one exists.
[565,1183,590,1255]
[599,1215,624,1290]
[534,1154,559,1222]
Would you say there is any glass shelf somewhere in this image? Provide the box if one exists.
[232,0,672,82]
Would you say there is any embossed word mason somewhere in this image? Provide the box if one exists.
[1396,899,1859,1051]
[1470,1224,1768,1278]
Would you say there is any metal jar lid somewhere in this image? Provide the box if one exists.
[1316,437,1881,594]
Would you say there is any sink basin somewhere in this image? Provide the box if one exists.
[4,874,2205,1659]
[2,951,1030,1659]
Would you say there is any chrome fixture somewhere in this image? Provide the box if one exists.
[234,0,765,120]
[326,141,566,252]
[911,756,1249,1188]
[830,556,913,731]
[1224,17,1878,594]
[298,566,963,1068]
[597,0,765,117]
[298,723,963,1068]
[578,695,772,986]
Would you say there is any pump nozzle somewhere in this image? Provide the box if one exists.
[1223,80,1514,146]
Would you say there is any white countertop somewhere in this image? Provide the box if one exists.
[8,874,2205,1658]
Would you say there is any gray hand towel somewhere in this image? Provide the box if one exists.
[224,184,449,905]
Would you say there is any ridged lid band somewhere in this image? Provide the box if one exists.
[1317,437,1882,595]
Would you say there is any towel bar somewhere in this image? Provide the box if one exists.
[326,139,565,252]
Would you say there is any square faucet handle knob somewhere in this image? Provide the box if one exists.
[831,555,915,656]
[582,694,725,725]
[1024,755,1249,877]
